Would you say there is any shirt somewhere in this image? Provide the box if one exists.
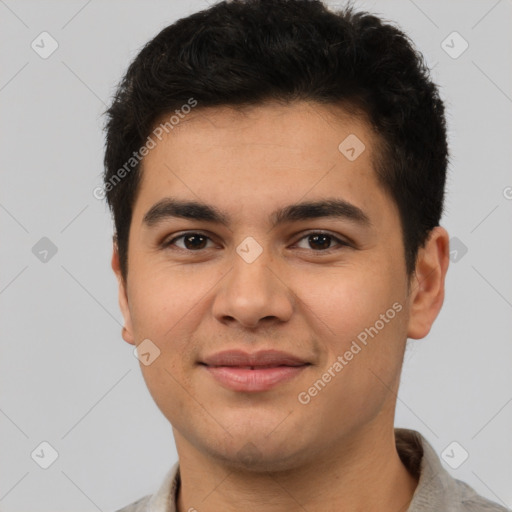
[115,428,510,512]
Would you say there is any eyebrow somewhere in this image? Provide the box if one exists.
[142,197,371,229]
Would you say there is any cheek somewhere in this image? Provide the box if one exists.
[295,264,399,341]
[139,360,193,432]
[126,264,222,400]
[295,263,408,396]
[127,263,216,342]
[293,270,407,430]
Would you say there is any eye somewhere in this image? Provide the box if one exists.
[294,231,350,251]
[163,231,351,253]
[164,232,216,251]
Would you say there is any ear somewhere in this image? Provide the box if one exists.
[111,238,136,345]
[407,226,450,339]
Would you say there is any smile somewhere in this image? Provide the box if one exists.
[202,364,309,392]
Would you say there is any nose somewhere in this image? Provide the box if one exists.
[211,243,294,330]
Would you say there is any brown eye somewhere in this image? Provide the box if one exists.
[183,234,208,250]
[308,233,332,250]
[295,232,349,251]
[166,232,214,251]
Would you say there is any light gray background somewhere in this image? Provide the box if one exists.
[1,1,511,511]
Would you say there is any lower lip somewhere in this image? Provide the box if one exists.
[203,365,308,392]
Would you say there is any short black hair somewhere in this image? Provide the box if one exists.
[103,0,448,282]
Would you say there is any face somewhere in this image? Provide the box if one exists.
[113,101,446,471]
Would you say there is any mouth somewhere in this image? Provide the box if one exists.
[199,350,311,392]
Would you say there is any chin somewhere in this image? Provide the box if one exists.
[199,432,312,474]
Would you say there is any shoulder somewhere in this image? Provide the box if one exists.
[394,429,510,512]
[114,494,151,512]
[456,479,510,512]
[113,461,180,512]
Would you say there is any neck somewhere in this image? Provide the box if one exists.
[175,425,418,512]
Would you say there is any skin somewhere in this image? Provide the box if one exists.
[112,101,449,512]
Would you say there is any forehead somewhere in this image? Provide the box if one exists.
[147,101,377,165]
[133,101,394,228]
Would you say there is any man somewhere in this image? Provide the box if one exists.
[102,1,509,510]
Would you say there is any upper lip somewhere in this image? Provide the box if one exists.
[201,350,310,368]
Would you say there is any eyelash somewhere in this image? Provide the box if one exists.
[162,231,351,253]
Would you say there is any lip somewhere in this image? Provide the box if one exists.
[200,350,310,392]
